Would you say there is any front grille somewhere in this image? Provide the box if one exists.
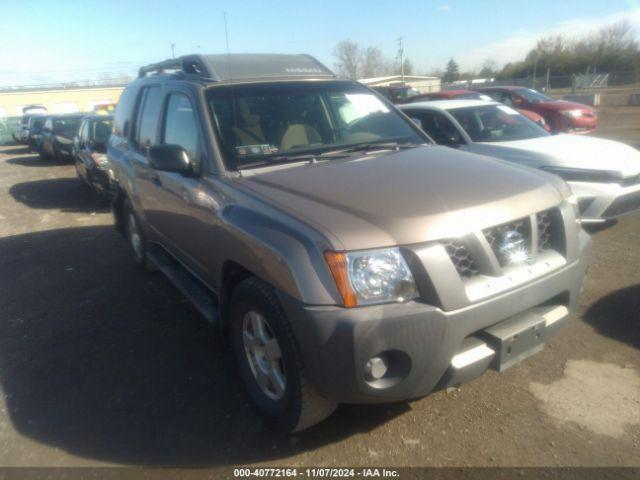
[483,217,530,266]
[603,191,640,218]
[441,239,479,278]
[440,207,564,278]
[537,209,553,250]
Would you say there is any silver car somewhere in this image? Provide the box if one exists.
[400,99,640,225]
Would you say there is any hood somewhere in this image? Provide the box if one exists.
[487,134,640,178]
[538,100,593,112]
[236,146,563,250]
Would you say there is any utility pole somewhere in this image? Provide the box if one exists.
[532,53,538,90]
[171,43,175,58]
[398,37,405,82]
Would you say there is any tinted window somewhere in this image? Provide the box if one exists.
[113,86,138,136]
[92,119,113,143]
[405,109,464,145]
[163,94,199,161]
[113,87,137,135]
[134,86,162,150]
[513,88,551,103]
[53,117,82,136]
[448,104,548,142]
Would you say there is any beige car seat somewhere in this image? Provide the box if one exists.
[280,124,321,150]
[233,99,266,145]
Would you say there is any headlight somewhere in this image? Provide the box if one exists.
[561,109,583,119]
[325,248,418,307]
[540,166,619,183]
[566,193,580,221]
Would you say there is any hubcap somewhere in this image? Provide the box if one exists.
[128,213,143,261]
[242,311,286,401]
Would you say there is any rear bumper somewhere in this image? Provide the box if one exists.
[278,231,590,404]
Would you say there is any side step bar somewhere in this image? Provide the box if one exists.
[147,246,219,326]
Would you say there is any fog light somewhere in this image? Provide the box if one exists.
[364,355,388,381]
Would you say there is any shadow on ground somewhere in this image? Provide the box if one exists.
[6,154,64,168]
[1,146,28,155]
[583,284,640,350]
[9,177,109,213]
[0,226,405,466]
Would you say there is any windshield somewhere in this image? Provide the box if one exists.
[30,117,46,130]
[394,87,421,100]
[207,82,426,169]
[513,88,551,103]
[448,104,549,142]
[92,119,113,143]
[53,117,82,135]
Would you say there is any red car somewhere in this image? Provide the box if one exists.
[406,89,551,131]
[473,86,597,134]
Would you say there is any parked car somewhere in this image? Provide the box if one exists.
[405,89,550,131]
[399,99,640,224]
[40,114,84,161]
[15,106,48,144]
[109,54,589,432]
[73,115,114,195]
[0,116,21,145]
[474,86,597,134]
[371,83,422,103]
[26,115,47,152]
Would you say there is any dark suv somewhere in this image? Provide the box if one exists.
[40,114,84,161]
[109,54,589,432]
[73,115,114,195]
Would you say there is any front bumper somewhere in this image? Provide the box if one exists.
[278,230,590,404]
[570,180,640,222]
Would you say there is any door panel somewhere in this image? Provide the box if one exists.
[147,91,213,280]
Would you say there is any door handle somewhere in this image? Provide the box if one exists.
[151,174,162,187]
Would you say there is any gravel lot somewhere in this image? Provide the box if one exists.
[0,112,639,468]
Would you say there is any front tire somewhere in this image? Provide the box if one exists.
[229,277,336,432]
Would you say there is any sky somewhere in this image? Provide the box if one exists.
[1,0,640,87]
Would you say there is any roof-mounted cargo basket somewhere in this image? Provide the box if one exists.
[138,53,336,82]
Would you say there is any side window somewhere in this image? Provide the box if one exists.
[113,86,137,136]
[134,86,163,150]
[162,93,200,162]
[485,91,504,103]
[407,110,462,145]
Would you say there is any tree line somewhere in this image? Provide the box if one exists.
[335,20,640,82]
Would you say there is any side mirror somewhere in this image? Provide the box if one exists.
[148,144,193,174]
[410,117,423,129]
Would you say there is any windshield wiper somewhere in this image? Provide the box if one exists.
[317,141,426,157]
[238,141,426,170]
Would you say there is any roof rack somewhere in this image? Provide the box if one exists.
[138,55,213,79]
[138,53,336,82]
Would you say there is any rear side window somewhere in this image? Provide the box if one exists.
[113,86,138,136]
[406,109,464,145]
[162,94,199,162]
[134,86,163,150]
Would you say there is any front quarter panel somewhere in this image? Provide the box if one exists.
[211,178,342,305]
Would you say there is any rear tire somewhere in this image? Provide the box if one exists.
[229,277,336,432]
[123,200,156,272]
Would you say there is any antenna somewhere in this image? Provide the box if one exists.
[398,37,405,82]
